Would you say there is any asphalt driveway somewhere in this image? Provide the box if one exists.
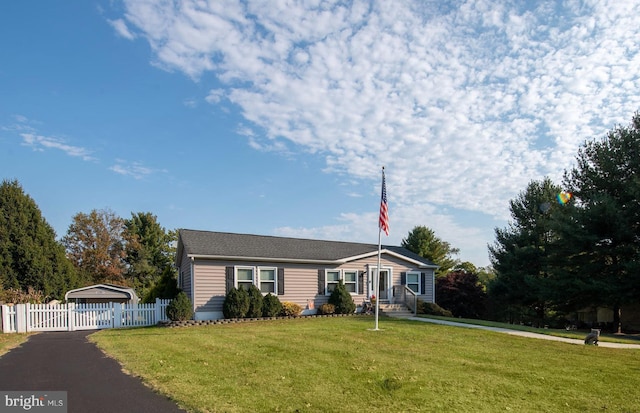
[0,331,186,413]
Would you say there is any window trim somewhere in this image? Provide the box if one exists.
[234,266,281,295]
[258,266,278,295]
[406,271,421,295]
[323,269,359,296]
[342,269,358,295]
[325,269,341,296]
[234,266,255,291]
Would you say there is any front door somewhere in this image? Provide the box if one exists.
[370,268,391,301]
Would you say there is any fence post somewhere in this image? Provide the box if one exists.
[16,304,27,333]
[67,302,76,331]
[155,298,162,324]
[1,305,11,333]
[113,303,122,328]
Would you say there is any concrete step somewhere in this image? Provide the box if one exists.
[378,303,414,318]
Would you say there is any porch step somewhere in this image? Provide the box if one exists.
[378,303,414,318]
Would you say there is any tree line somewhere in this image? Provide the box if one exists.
[488,114,640,332]
[0,180,177,303]
[2,113,637,329]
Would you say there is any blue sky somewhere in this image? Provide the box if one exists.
[2,1,640,268]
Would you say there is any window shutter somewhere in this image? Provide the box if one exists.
[225,267,234,293]
[358,271,364,295]
[278,268,285,295]
[401,272,406,285]
[318,269,325,295]
[421,272,427,295]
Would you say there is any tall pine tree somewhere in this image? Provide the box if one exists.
[0,179,79,299]
[561,114,640,332]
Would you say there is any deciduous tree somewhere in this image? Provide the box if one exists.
[63,209,126,285]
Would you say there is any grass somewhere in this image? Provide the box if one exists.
[417,315,640,344]
[91,317,640,413]
[0,332,30,357]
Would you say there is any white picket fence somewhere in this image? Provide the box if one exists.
[1,298,171,333]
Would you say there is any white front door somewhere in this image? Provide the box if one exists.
[370,268,391,301]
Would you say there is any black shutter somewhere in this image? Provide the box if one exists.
[225,266,234,293]
[400,272,406,285]
[421,272,427,295]
[358,271,364,295]
[278,268,285,295]
[318,269,325,295]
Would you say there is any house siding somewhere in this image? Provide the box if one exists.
[189,253,434,319]
[178,248,193,304]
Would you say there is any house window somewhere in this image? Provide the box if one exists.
[406,272,420,294]
[326,270,340,294]
[236,267,254,291]
[343,270,357,294]
[259,268,276,294]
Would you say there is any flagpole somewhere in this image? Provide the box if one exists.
[374,224,382,331]
[372,165,387,332]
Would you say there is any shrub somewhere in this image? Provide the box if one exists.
[317,303,335,315]
[262,293,282,317]
[280,301,302,317]
[418,300,453,317]
[1,286,47,304]
[165,291,194,321]
[246,284,264,318]
[223,287,250,319]
[328,280,356,314]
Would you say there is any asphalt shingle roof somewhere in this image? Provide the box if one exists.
[178,229,437,267]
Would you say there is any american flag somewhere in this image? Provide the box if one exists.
[379,167,389,236]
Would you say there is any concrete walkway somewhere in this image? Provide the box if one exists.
[408,317,640,349]
[0,331,186,413]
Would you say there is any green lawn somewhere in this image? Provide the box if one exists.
[91,317,640,413]
[0,332,30,357]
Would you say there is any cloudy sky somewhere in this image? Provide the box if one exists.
[2,1,639,267]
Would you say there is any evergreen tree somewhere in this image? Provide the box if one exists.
[402,226,460,277]
[123,212,176,299]
[560,113,640,332]
[328,280,356,314]
[0,179,79,299]
[488,178,562,324]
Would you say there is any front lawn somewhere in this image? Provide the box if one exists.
[91,317,640,413]
[0,333,30,357]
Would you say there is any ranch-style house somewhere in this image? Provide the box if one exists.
[176,229,438,320]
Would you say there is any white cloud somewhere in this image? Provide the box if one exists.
[109,159,160,180]
[20,133,95,161]
[108,18,136,40]
[116,0,640,265]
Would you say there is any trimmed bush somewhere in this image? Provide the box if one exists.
[223,287,250,319]
[280,301,302,317]
[262,293,282,317]
[317,303,335,315]
[246,284,264,318]
[166,291,194,321]
[418,300,453,317]
[328,280,356,314]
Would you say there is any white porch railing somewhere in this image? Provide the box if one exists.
[1,298,171,333]
[393,285,418,315]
